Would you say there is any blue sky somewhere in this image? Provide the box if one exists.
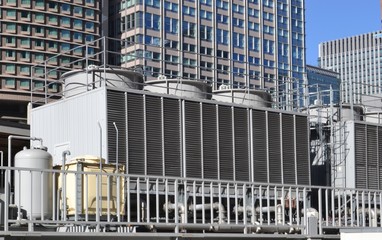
[305,0,380,66]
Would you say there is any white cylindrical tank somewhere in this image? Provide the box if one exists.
[15,146,53,219]
[62,67,144,98]
[212,88,272,108]
[144,77,210,99]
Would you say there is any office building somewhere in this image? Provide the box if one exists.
[110,0,306,98]
[319,31,382,104]
[0,0,101,119]
[306,65,340,105]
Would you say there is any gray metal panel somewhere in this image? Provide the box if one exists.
[145,95,163,176]
[218,105,233,181]
[234,107,250,182]
[31,88,107,165]
[282,113,296,185]
[252,110,267,183]
[355,123,367,189]
[202,103,218,180]
[295,115,310,185]
[163,98,181,177]
[107,90,126,164]
[379,127,382,189]
[184,101,202,179]
[126,93,145,175]
[268,112,282,184]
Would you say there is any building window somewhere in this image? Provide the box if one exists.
[165,17,178,34]
[35,39,45,49]
[35,26,44,36]
[145,0,160,8]
[248,36,260,51]
[216,0,228,9]
[61,4,71,13]
[85,9,94,19]
[232,4,244,13]
[20,51,31,61]
[183,6,195,16]
[216,14,229,24]
[20,38,31,48]
[61,43,71,52]
[5,65,16,74]
[6,23,16,33]
[20,80,30,90]
[21,11,31,20]
[85,22,94,31]
[263,39,275,54]
[6,36,16,46]
[73,32,83,42]
[216,29,229,45]
[35,13,45,22]
[74,19,83,29]
[248,22,259,31]
[48,2,58,11]
[5,78,16,88]
[61,30,71,40]
[233,32,245,48]
[86,0,95,6]
[145,13,160,30]
[35,0,44,8]
[200,25,213,41]
[164,1,178,12]
[6,50,15,59]
[20,66,31,75]
[74,6,83,16]
[200,10,212,20]
[48,15,58,24]
[199,0,212,6]
[233,18,244,28]
[48,28,58,38]
[61,17,71,26]
[6,9,17,19]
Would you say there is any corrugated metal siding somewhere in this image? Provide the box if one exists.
[145,95,163,176]
[282,114,296,185]
[252,110,268,183]
[126,93,145,175]
[184,101,202,178]
[295,115,310,185]
[234,107,249,182]
[355,124,367,189]
[31,89,107,165]
[107,90,127,164]
[202,103,218,179]
[379,127,382,189]
[218,105,233,181]
[268,112,282,184]
[163,98,181,177]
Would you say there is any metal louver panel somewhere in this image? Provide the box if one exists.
[252,110,267,183]
[295,115,310,185]
[218,105,233,181]
[107,90,127,164]
[163,98,181,177]
[234,107,249,182]
[145,95,163,176]
[268,112,282,184]
[367,125,378,189]
[202,103,218,179]
[355,123,367,189]
[282,114,296,185]
[126,93,145,174]
[185,101,202,178]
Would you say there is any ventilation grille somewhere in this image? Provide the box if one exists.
[219,105,233,181]
[282,114,296,184]
[202,104,218,179]
[252,110,267,183]
[163,98,181,177]
[185,101,201,178]
[367,125,378,189]
[126,93,145,174]
[295,115,310,185]
[268,112,282,184]
[355,124,366,189]
[107,90,127,164]
[234,108,249,182]
[379,127,382,189]
[146,95,163,176]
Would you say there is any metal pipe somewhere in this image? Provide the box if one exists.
[189,203,227,224]
[97,121,102,170]
[61,150,70,221]
[112,122,118,167]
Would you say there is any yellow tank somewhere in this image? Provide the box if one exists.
[56,155,125,216]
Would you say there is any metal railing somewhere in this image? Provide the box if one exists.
[0,165,381,237]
